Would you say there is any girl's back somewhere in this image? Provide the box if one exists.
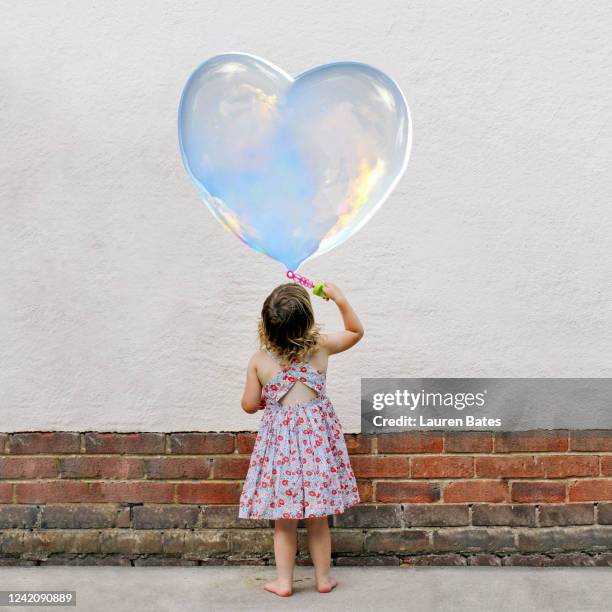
[259,348,328,408]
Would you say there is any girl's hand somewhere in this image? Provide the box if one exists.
[321,281,344,303]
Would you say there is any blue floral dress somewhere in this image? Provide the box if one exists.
[239,352,360,519]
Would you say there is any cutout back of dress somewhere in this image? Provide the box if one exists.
[264,350,326,409]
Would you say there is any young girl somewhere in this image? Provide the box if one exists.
[239,280,363,597]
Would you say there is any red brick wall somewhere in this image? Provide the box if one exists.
[1,430,611,566]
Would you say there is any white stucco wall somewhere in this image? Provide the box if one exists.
[2,1,611,432]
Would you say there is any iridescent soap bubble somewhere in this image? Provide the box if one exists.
[178,53,412,271]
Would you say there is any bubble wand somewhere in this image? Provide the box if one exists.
[286,270,327,298]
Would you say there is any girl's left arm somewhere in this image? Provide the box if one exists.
[241,352,264,414]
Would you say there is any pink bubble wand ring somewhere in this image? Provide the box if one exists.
[286,270,326,298]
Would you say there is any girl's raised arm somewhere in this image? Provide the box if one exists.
[320,282,364,355]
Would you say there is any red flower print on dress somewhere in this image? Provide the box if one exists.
[238,356,360,520]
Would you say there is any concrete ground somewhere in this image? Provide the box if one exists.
[0,566,610,611]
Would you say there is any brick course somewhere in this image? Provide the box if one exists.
[0,430,611,566]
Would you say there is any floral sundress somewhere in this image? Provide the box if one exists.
[238,351,360,519]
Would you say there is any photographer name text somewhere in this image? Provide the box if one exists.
[371,414,502,428]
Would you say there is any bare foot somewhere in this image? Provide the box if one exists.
[264,579,293,597]
[316,576,338,593]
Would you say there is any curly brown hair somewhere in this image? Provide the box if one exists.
[258,283,322,365]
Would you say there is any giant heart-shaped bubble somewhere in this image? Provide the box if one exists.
[178,53,412,271]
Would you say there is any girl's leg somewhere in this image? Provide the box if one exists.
[265,518,298,597]
[305,516,337,593]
